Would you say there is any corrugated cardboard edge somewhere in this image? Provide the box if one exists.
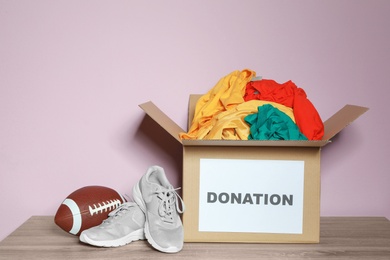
[182,139,329,147]
[139,102,184,144]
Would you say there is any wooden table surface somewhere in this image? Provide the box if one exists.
[0,216,389,259]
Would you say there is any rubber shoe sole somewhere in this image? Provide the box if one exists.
[79,228,145,247]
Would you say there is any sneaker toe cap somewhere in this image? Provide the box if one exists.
[150,226,184,250]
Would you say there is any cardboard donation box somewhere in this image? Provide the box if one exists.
[139,95,368,243]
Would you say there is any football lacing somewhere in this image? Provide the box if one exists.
[89,199,122,216]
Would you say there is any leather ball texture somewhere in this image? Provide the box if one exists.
[54,185,126,236]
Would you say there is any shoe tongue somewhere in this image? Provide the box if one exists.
[148,171,163,186]
[150,182,162,191]
[148,168,171,188]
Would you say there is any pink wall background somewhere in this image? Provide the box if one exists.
[1,1,389,241]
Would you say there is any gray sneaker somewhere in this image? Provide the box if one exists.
[133,165,185,253]
[79,202,145,247]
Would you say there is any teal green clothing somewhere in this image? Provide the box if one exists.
[244,104,308,141]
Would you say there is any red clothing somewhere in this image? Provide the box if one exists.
[244,79,324,140]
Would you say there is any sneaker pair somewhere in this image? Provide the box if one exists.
[79,166,185,253]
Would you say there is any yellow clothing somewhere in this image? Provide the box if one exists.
[180,69,256,140]
[203,100,295,140]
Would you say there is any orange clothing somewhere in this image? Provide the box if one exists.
[244,79,324,140]
[180,69,255,140]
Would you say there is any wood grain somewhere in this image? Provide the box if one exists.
[0,216,389,259]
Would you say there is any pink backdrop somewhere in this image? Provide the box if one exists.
[1,0,389,241]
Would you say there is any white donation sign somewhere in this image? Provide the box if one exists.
[199,158,305,234]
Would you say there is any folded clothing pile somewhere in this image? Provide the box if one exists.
[179,69,324,141]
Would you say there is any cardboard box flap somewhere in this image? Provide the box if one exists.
[139,101,184,144]
[188,94,202,129]
[323,104,369,140]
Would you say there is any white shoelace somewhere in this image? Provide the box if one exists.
[155,187,185,223]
